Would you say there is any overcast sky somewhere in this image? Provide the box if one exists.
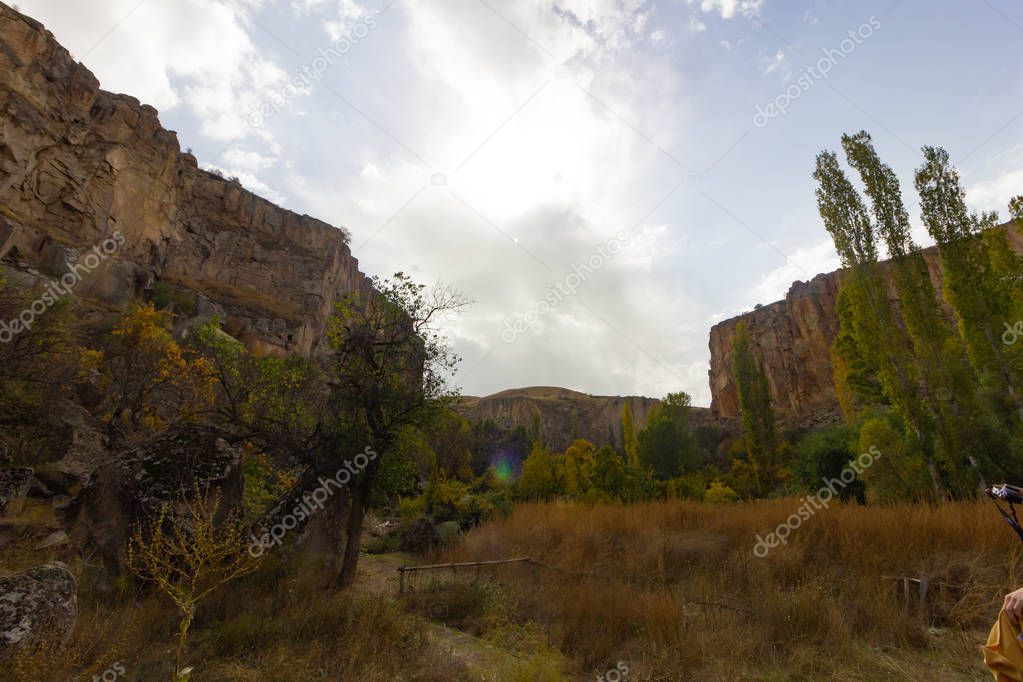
[17,0,1023,405]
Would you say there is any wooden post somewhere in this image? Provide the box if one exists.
[399,566,405,594]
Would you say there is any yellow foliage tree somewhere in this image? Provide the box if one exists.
[83,303,213,436]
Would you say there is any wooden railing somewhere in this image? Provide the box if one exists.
[397,557,532,593]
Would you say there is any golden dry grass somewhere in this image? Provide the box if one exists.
[5,499,1018,680]
[6,557,476,682]
[438,498,1020,680]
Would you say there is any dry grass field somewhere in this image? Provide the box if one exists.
[7,498,1019,681]
[433,498,1021,680]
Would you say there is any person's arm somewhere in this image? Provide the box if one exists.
[1004,588,1023,626]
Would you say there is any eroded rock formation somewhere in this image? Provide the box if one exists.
[459,386,713,451]
[0,3,370,357]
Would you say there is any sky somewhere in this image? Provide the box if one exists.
[15,0,1023,406]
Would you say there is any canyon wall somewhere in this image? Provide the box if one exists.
[0,3,368,356]
[709,222,1023,426]
[460,386,714,452]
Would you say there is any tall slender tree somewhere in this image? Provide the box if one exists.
[814,147,945,498]
[732,322,777,495]
[621,402,639,466]
[915,148,1023,423]
[842,131,983,490]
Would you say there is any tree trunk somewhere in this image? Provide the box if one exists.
[335,480,369,588]
[334,442,384,589]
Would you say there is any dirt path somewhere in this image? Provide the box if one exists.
[356,553,543,680]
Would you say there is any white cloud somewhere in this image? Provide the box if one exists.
[221,148,277,173]
[688,0,765,20]
[760,48,786,75]
[18,0,289,145]
[20,0,1018,411]
[748,239,839,307]
[968,169,1023,215]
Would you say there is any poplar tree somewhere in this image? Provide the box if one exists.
[621,402,639,466]
[813,148,945,499]
[732,322,777,495]
[842,132,982,489]
[915,148,1023,424]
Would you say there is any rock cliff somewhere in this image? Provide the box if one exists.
[460,386,714,451]
[0,3,369,356]
[709,222,1023,426]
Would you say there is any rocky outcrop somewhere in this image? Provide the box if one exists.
[0,3,370,357]
[0,563,77,654]
[66,424,244,574]
[709,221,1023,426]
[709,273,844,427]
[460,386,713,451]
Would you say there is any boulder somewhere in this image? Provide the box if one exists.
[0,563,77,655]
[0,467,33,516]
[65,423,244,575]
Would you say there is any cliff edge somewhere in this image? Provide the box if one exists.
[0,2,369,356]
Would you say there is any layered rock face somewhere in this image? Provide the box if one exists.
[0,3,369,356]
[709,273,844,427]
[460,386,713,451]
[709,222,1023,426]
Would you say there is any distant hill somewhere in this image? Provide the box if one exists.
[459,386,714,452]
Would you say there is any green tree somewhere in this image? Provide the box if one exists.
[843,131,985,491]
[186,319,324,463]
[621,402,639,466]
[856,414,933,503]
[814,146,945,498]
[637,392,700,480]
[324,274,468,586]
[560,439,597,496]
[704,480,739,503]
[517,442,559,500]
[731,323,778,494]
[1010,195,1023,222]
[792,425,862,502]
[915,148,1023,474]
[592,445,626,497]
[0,272,77,464]
[916,148,1023,419]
